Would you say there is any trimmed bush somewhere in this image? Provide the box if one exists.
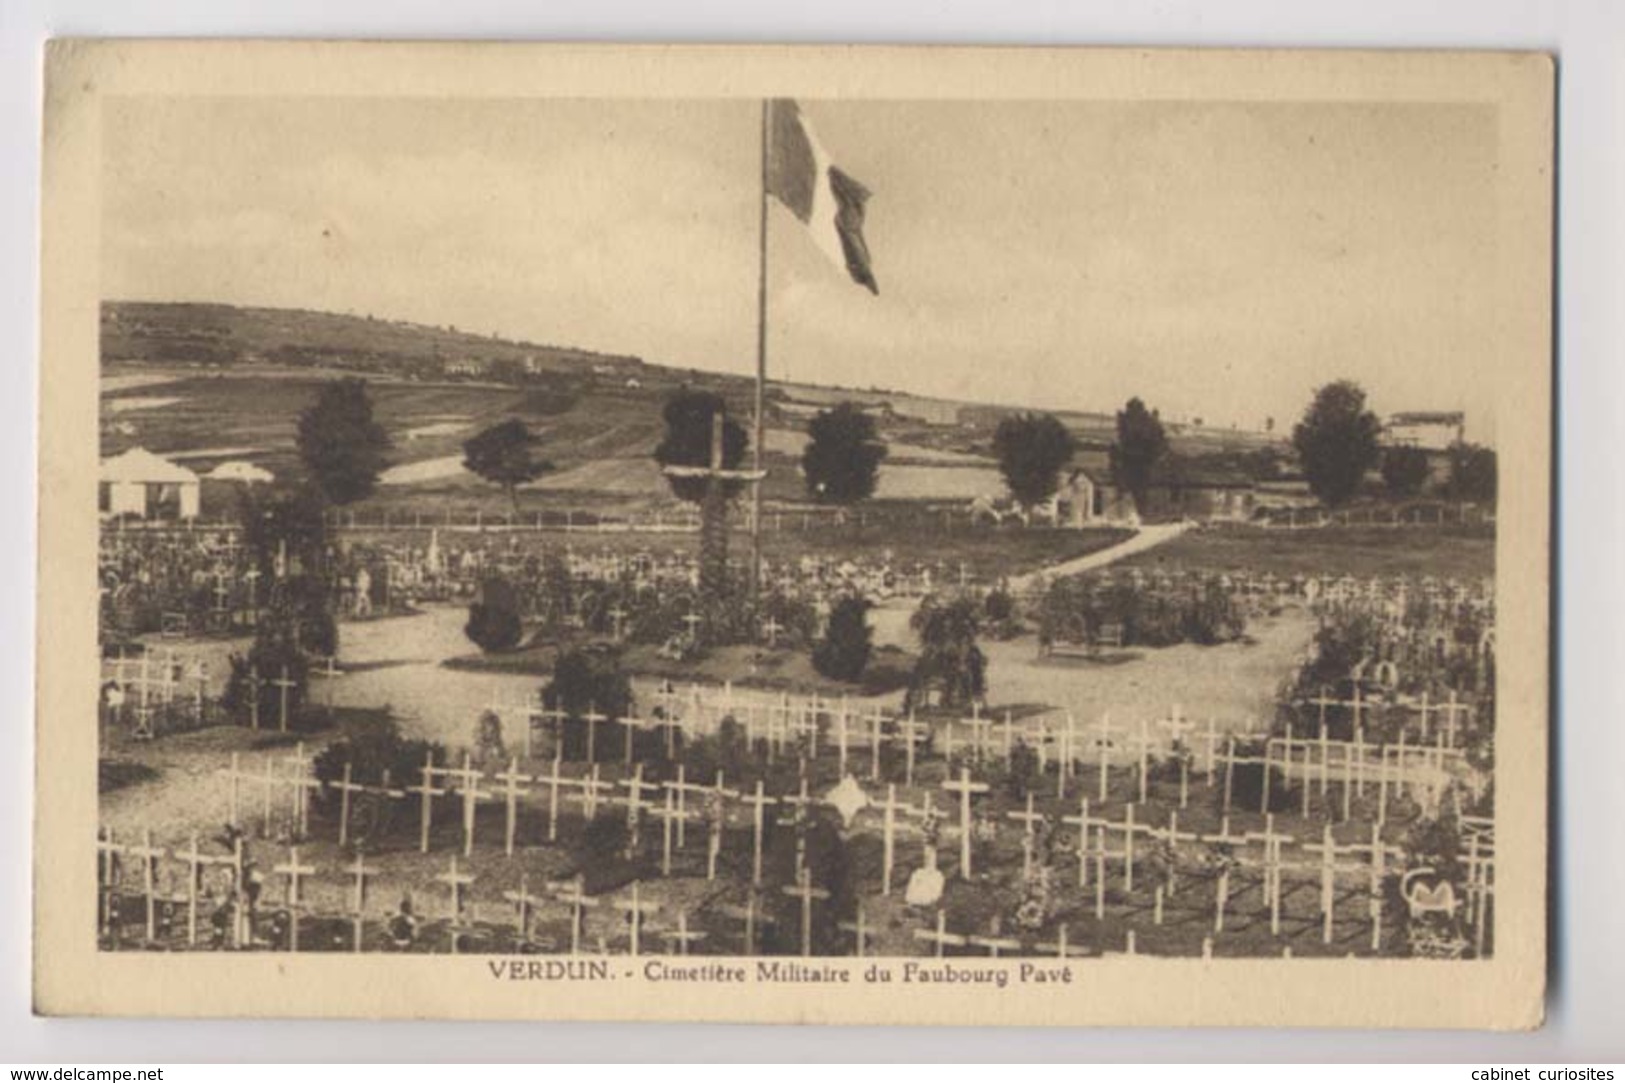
[465,575,523,652]
[812,596,873,682]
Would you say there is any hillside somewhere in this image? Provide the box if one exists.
[103,300,650,379]
[99,301,1283,517]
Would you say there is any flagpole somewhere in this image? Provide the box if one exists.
[751,98,769,603]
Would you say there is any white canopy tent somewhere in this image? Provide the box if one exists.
[99,447,201,520]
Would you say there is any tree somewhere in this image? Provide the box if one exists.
[1108,397,1169,514]
[296,377,391,506]
[905,596,987,711]
[233,483,337,663]
[802,403,887,504]
[992,412,1077,513]
[462,418,554,515]
[812,596,873,682]
[1381,446,1432,499]
[236,483,327,583]
[652,389,749,609]
[1291,381,1382,508]
[1447,443,1498,504]
[543,646,635,762]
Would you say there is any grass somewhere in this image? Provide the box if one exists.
[1115,522,1495,581]
[338,520,1134,582]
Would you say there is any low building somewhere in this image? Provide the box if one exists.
[1059,461,1257,526]
[1384,411,1466,450]
[1382,411,1467,488]
[99,447,200,520]
[1058,467,1137,527]
[444,357,486,377]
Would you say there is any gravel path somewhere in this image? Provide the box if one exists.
[1006,521,1191,591]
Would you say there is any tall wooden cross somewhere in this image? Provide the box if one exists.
[658,410,767,610]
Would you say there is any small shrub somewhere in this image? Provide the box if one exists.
[465,575,523,652]
[314,726,445,789]
[545,646,635,761]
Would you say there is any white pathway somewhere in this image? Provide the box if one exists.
[1007,520,1192,591]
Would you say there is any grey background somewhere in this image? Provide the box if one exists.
[2,0,1618,1062]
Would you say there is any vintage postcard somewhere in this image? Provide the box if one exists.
[35,42,1552,1026]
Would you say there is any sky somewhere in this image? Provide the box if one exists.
[102,95,1501,441]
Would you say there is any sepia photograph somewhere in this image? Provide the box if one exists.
[33,42,1553,1027]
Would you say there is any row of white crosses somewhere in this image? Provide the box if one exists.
[459,678,1478,847]
[99,826,244,948]
[485,682,934,784]
[1249,723,1468,824]
[1045,797,1409,950]
[98,826,323,951]
[398,751,756,886]
[102,809,1474,958]
[304,746,947,903]
[229,663,300,733]
[217,745,323,841]
[1293,684,1476,750]
[102,648,206,739]
[101,651,319,740]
